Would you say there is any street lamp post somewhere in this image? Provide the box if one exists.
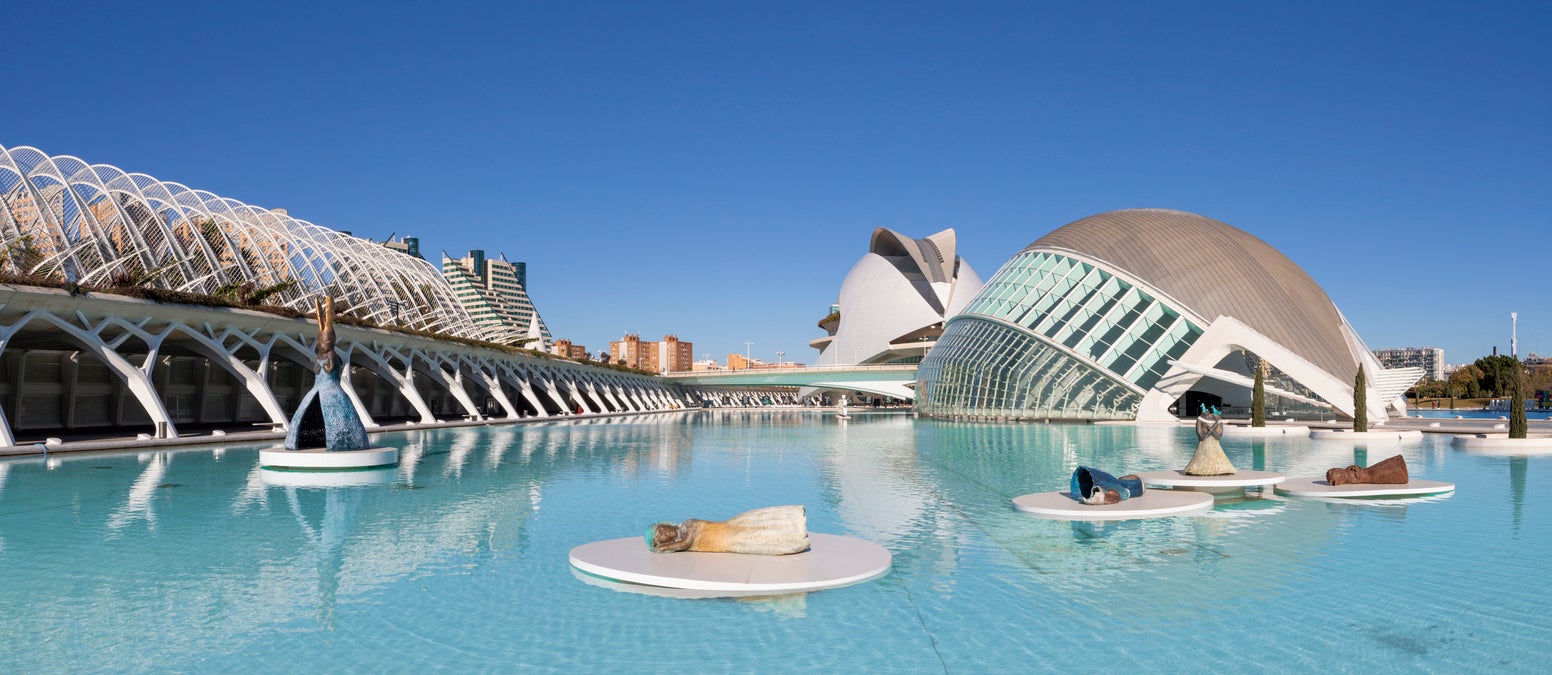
[776,351,784,368]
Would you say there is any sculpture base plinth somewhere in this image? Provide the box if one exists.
[1451,434,1552,456]
[1223,425,1310,436]
[1011,490,1213,521]
[258,446,399,471]
[1133,469,1286,498]
[1309,429,1424,442]
[1275,476,1454,499]
[569,533,889,596]
[259,466,396,487]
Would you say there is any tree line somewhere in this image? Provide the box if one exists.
[1411,354,1552,401]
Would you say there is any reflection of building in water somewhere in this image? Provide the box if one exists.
[916,422,1344,614]
[609,418,696,480]
[1512,456,1527,533]
[819,416,965,580]
[106,452,170,534]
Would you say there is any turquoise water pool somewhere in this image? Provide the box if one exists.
[1,411,1548,671]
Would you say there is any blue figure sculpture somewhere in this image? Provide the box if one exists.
[1071,466,1144,505]
[284,296,370,451]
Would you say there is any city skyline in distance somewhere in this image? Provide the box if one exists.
[3,2,1545,367]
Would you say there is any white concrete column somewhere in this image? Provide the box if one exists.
[349,346,435,424]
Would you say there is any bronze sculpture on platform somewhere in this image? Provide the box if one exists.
[1183,405,1236,476]
[646,505,810,555]
[283,296,370,451]
[1326,454,1409,485]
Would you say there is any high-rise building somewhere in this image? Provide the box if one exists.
[442,250,553,349]
[611,334,694,373]
[1373,347,1446,381]
[382,236,422,259]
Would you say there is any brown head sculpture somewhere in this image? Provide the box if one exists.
[646,520,699,552]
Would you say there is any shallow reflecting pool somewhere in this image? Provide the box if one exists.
[0,411,1546,671]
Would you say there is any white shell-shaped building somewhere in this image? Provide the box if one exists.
[813,228,983,366]
[917,209,1422,421]
[0,145,488,340]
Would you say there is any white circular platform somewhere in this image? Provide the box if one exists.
[1275,476,1455,498]
[260,466,396,488]
[258,446,399,470]
[1133,469,1286,493]
[1011,489,1214,521]
[569,532,890,594]
[1451,434,1552,455]
[1223,425,1310,436]
[1309,429,1424,442]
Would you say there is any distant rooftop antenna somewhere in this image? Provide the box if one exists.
[1511,312,1518,359]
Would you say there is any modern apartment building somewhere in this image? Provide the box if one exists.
[1372,347,1446,381]
[552,339,589,360]
[442,250,553,349]
[611,334,694,373]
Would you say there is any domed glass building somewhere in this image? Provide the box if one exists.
[915,209,1421,422]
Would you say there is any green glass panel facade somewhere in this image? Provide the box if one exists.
[918,251,1205,420]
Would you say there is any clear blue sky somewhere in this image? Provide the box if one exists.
[3,1,1547,366]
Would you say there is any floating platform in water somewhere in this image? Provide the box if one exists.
[1133,469,1286,497]
[1011,489,1213,521]
[569,532,890,596]
[1451,434,1552,456]
[258,446,399,470]
[1274,476,1454,498]
[1309,429,1424,442]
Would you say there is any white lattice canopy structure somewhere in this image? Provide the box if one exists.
[0,145,487,339]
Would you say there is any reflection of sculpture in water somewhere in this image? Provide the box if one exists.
[647,505,810,555]
[1326,453,1408,485]
[1183,404,1235,476]
[1071,466,1143,505]
[285,297,370,451]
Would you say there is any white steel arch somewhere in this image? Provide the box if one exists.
[0,144,492,341]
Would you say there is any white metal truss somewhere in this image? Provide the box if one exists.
[0,145,494,341]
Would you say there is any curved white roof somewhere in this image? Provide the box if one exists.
[1026,209,1360,381]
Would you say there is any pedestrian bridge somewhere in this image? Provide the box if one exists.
[662,364,919,401]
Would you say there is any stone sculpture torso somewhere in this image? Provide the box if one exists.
[647,505,810,555]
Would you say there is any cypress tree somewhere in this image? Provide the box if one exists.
[1353,364,1368,433]
[1510,358,1527,439]
[1251,362,1266,428]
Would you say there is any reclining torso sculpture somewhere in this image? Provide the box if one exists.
[1326,454,1409,485]
[646,505,810,555]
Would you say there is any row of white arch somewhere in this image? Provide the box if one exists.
[0,289,693,448]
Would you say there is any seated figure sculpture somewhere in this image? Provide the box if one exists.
[1326,454,1409,486]
[647,505,810,555]
[1071,466,1144,505]
[1183,404,1235,476]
